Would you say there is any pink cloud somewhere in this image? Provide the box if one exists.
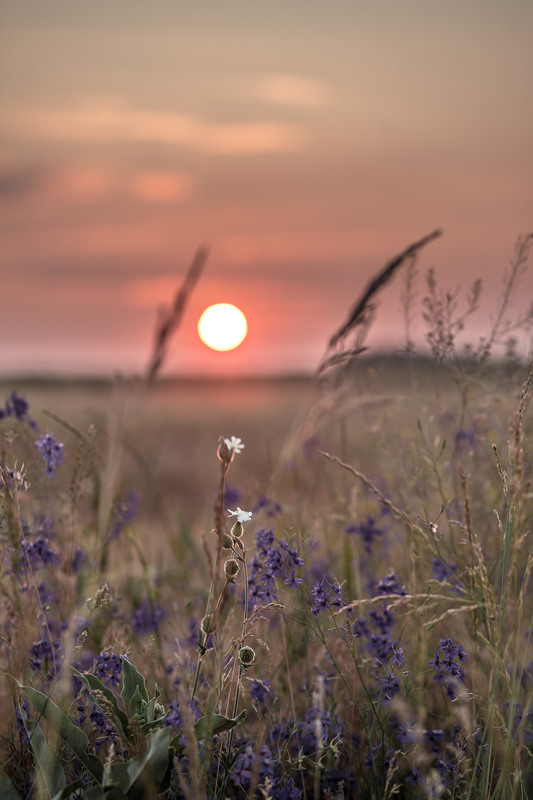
[129,170,193,203]
[4,98,307,155]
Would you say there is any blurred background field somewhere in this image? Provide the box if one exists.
[2,354,524,567]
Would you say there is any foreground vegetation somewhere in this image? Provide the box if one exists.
[1,234,533,799]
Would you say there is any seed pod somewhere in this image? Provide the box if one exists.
[221,532,234,549]
[201,614,216,635]
[224,558,240,578]
[238,645,256,667]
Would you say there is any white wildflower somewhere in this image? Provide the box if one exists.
[227,507,252,523]
[224,436,245,454]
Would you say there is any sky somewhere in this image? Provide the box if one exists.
[1,1,532,377]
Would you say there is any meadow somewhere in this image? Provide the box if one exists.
[1,234,533,799]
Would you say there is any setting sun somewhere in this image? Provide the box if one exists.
[197,303,248,351]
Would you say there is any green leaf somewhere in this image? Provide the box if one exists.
[120,658,148,717]
[105,727,172,799]
[0,768,21,800]
[18,683,104,783]
[73,667,130,742]
[20,704,66,797]
[51,779,85,800]
[194,709,246,740]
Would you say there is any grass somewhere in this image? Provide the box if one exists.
[1,233,533,799]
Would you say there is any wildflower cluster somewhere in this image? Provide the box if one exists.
[429,635,469,699]
[34,432,65,477]
[248,527,304,607]
[345,514,386,554]
[353,573,407,703]
[310,577,344,615]
[0,390,37,429]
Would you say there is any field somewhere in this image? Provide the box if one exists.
[1,236,533,799]
[1,352,532,800]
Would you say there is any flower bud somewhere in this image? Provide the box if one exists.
[201,614,216,635]
[224,558,240,579]
[221,532,234,549]
[231,520,244,538]
[238,645,256,667]
[217,436,232,463]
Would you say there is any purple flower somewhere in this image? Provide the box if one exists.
[429,635,469,699]
[131,598,167,635]
[35,433,64,478]
[376,573,407,596]
[284,569,303,588]
[346,515,385,554]
[21,534,59,571]
[2,390,37,429]
[253,495,283,518]
[250,678,272,707]
[249,528,304,607]
[94,652,123,688]
[311,578,344,616]
[431,556,458,583]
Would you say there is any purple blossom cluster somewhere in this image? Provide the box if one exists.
[21,534,59,571]
[353,573,407,704]
[429,635,469,700]
[131,597,167,635]
[310,577,344,616]
[248,527,304,607]
[34,432,65,478]
[431,556,458,585]
[0,390,37,429]
[29,627,63,680]
[94,651,123,688]
[252,494,283,518]
[346,514,386,554]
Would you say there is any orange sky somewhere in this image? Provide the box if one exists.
[1,1,532,376]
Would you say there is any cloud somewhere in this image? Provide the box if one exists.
[255,73,330,108]
[4,97,307,154]
[43,164,114,202]
[0,160,195,206]
[129,170,193,203]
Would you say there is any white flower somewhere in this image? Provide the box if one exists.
[227,507,252,523]
[224,436,245,454]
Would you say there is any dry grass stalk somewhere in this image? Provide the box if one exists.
[145,245,209,381]
[318,229,442,374]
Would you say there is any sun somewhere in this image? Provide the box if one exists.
[197,303,248,351]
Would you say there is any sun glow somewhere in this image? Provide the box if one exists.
[198,303,248,351]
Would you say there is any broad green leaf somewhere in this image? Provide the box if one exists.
[20,704,66,797]
[105,728,172,798]
[121,658,148,716]
[51,779,84,800]
[194,709,246,740]
[18,683,103,783]
[73,667,130,741]
[0,768,21,800]
[126,685,145,720]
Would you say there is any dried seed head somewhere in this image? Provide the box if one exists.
[238,645,256,667]
[224,558,240,578]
